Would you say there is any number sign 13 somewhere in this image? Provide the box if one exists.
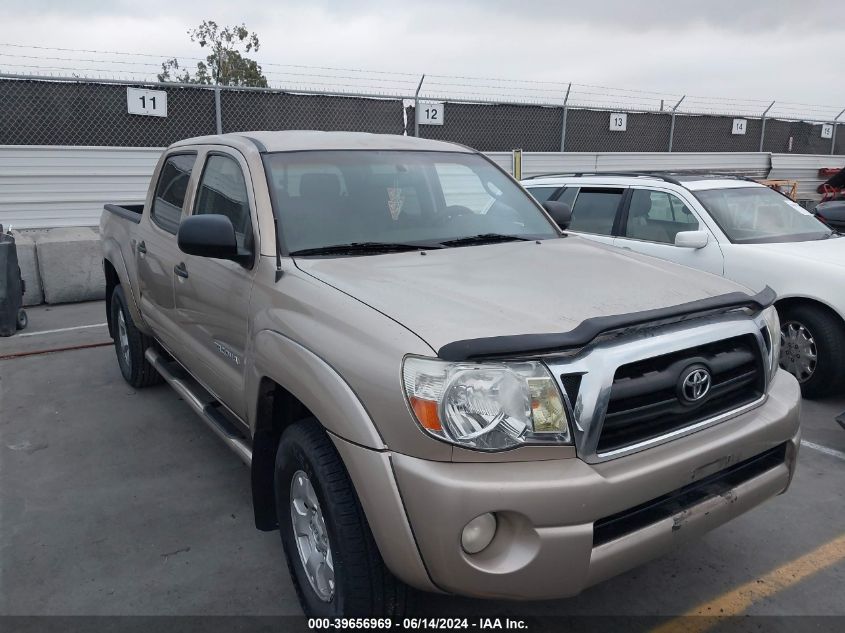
[609,113,627,131]
[417,102,445,126]
[127,87,168,117]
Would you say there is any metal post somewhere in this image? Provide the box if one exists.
[759,101,775,153]
[414,74,426,138]
[214,85,223,135]
[560,83,571,152]
[668,95,685,152]
[831,108,845,155]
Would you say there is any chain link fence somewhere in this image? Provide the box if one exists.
[1,74,843,155]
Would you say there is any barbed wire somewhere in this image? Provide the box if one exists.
[1,42,843,120]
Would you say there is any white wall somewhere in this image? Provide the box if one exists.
[1,146,842,229]
[0,145,163,229]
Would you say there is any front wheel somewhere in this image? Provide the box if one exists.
[274,419,412,617]
[779,304,845,399]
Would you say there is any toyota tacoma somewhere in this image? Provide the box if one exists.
[100,131,801,616]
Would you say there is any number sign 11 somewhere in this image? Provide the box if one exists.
[417,102,445,126]
[127,87,168,117]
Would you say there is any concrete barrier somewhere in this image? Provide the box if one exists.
[34,228,105,304]
[12,231,44,306]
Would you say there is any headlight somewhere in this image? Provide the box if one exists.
[402,357,571,451]
[762,306,781,381]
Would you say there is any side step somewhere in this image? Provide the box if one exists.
[145,347,253,466]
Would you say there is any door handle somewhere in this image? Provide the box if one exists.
[174,262,189,279]
[137,241,147,255]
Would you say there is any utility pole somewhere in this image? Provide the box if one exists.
[831,107,845,155]
[560,83,572,152]
[759,101,775,153]
[414,74,426,138]
[668,95,685,152]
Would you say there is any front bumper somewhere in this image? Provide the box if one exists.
[334,370,801,600]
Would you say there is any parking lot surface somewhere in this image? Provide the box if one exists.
[1,301,844,617]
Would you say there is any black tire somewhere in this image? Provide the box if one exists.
[110,285,163,388]
[16,309,27,330]
[275,419,412,617]
[779,303,845,399]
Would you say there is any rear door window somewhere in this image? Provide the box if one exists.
[568,188,624,236]
[152,154,196,234]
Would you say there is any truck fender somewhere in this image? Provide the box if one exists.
[246,329,386,450]
[101,237,152,336]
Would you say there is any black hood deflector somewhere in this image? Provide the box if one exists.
[437,286,776,362]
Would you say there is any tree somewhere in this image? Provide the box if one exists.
[158,20,268,87]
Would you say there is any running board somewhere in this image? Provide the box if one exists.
[145,348,252,466]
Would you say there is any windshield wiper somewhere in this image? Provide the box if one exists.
[290,241,442,256]
[439,233,533,247]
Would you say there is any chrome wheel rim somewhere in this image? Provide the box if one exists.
[117,309,131,368]
[289,470,334,602]
[780,321,818,383]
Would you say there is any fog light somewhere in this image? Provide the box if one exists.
[461,513,497,554]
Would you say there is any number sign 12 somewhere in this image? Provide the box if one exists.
[417,102,445,126]
[821,124,833,139]
[609,113,627,131]
[127,87,168,117]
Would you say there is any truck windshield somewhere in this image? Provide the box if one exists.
[262,150,559,255]
[696,186,833,244]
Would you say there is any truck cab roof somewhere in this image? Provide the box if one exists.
[170,130,474,154]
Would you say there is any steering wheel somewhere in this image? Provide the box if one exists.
[443,205,474,222]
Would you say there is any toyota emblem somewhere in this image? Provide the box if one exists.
[680,366,712,403]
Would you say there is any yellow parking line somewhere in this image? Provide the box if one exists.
[651,532,845,633]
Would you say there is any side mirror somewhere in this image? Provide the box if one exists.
[177,214,241,261]
[674,230,709,249]
[542,201,573,230]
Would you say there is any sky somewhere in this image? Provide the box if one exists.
[0,0,843,119]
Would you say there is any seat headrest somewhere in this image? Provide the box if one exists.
[300,173,341,199]
[630,196,652,218]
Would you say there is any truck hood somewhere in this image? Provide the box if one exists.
[738,236,845,269]
[294,237,748,353]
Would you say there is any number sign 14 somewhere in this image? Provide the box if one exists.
[732,119,747,135]
[127,87,168,117]
[609,113,627,131]
[821,124,833,139]
[417,102,445,126]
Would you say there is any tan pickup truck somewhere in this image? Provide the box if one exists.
[100,131,801,617]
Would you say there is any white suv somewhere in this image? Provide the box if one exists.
[522,173,845,398]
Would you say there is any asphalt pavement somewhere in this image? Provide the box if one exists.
[1,301,843,618]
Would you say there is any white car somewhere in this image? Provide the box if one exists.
[522,173,845,398]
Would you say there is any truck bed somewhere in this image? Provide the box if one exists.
[104,203,144,224]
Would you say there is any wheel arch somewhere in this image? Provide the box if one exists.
[246,329,385,530]
[774,295,845,329]
[101,238,149,335]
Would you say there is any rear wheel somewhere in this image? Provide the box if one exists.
[110,285,163,388]
[778,303,845,399]
[274,419,412,617]
[16,309,27,330]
